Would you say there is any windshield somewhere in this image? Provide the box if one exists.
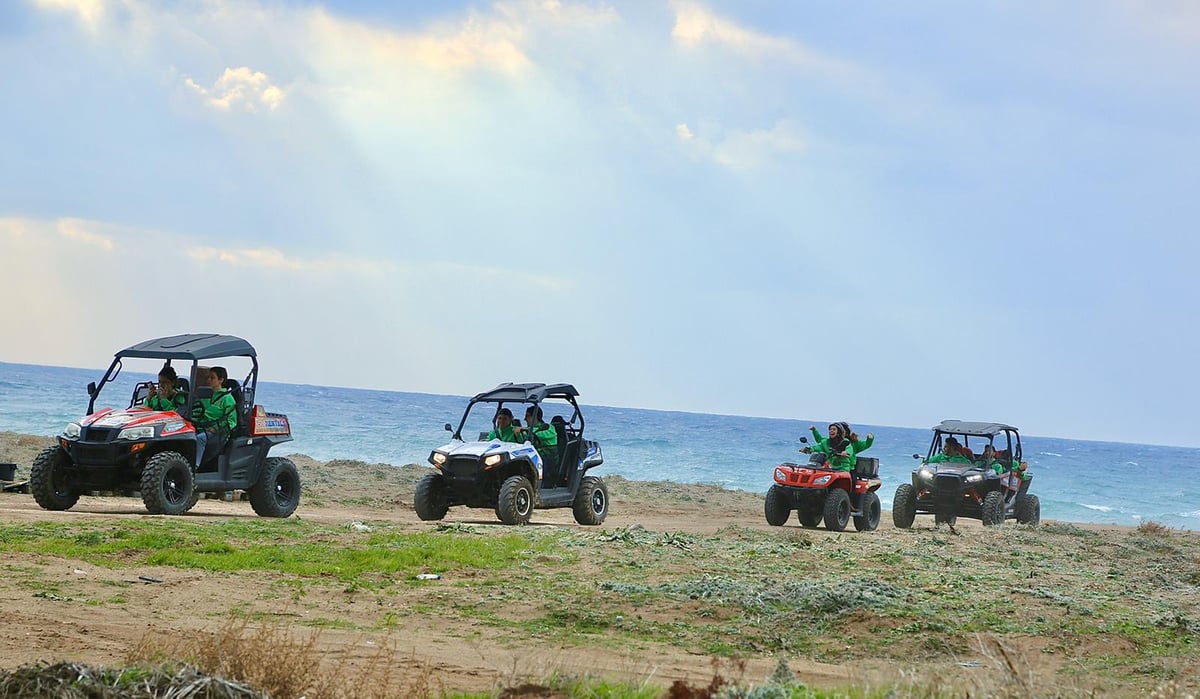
[456,398,578,440]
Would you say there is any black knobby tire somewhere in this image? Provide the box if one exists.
[892,484,917,529]
[497,475,534,525]
[823,488,851,532]
[1015,493,1041,525]
[140,451,195,515]
[981,490,1006,526]
[414,472,450,521]
[30,446,80,511]
[763,485,790,526]
[572,475,609,525]
[796,499,823,528]
[853,491,881,532]
[249,457,302,518]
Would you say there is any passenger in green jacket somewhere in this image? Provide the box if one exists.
[192,366,238,466]
[927,437,973,465]
[145,365,187,412]
[803,423,857,472]
[849,427,874,454]
[485,408,522,443]
[517,405,559,468]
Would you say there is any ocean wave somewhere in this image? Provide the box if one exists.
[1081,504,1114,513]
[1038,452,1062,457]
[1125,462,1139,467]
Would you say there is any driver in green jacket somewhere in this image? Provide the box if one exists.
[803,423,857,471]
[927,437,973,464]
[517,405,558,467]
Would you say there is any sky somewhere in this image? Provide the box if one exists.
[1,0,1198,447]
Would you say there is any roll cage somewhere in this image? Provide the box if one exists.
[447,383,584,440]
[86,334,259,421]
[924,420,1023,463]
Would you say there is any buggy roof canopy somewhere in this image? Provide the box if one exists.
[116,334,257,361]
[471,382,580,403]
[933,420,1018,437]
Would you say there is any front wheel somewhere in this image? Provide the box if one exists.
[892,484,917,529]
[764,485,790,526]
[249,457,301,518]
[853,491,881,532]
[30,446,80,511]
[823,488,851,532]
[981,490,1005,526]
[572,476,608,525]
[497,475,534,525]
[141,451,195,515]
[1015,493,1040,525]
[414,472,449,521]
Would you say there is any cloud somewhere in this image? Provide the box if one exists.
[188,246,391,276]
[56,218,115,250]
[670,1,857,79]
[184,67,286,113]
[305,5,532,77]
[33,0,106,33]
[675,120,805,170]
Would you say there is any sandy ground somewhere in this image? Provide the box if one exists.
[0,431,1193,696]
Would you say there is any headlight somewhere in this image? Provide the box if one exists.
[966,474,983,483]
[813,474,832,486]
[118,426,155,441]
[774,468,786,482]
[430,452,447,467]
[63,422,81,438]
[919,468,934,481]
[483,454,503,467]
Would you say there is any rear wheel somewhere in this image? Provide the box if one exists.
[764,485,790,526]
[981,490,1005,526]
[892,484,916,529]
[823,489,851,532]
[572,476,609,525]
[853,491,881,532]
[414,472,450,521]
[249,457,301,518]
[1015,493,1041,525]
[141,451,195,515]
[796,499,823,528]
[497,475,533,525]
[30,446,79,511]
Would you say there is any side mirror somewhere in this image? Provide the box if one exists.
[195,386,214,400]
[444,423,452,432]
[912,454,921,459]
[798,436,808,444]
[87,382,97,397]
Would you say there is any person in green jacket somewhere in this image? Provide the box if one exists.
[927,437,973,465]
[517,405,559,469]
[485,408,521,443]
[803,423,857,472]
[192,366,238,466]
[144,365,187,412]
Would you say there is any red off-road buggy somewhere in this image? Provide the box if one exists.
[764,438,883,532]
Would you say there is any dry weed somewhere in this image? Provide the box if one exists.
[128,617,444,699]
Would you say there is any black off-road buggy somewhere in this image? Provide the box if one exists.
[892,420,1040,528]
[31,334,300,517]
[415,383,608,525]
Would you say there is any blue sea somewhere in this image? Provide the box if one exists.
[2,361,1197,530]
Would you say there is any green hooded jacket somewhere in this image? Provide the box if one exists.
[523,421,559,466]
[927,452,973,465]
[485,424,520,443]
[195,389,238,435]
[146,390,187,413]
[812,440,857,472]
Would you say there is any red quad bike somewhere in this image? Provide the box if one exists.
[764,437,883,532]
[31,334,300,517]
